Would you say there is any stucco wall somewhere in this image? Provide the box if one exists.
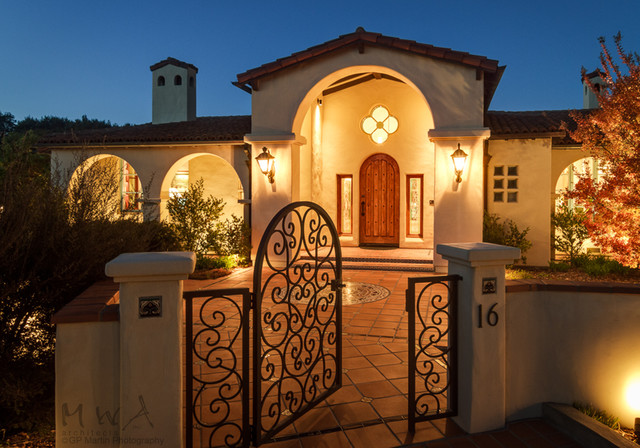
[188,154,245,221]
[487,139,552,266]
[52,144,249,221]
[56,322,120,447]
[304,77,434,247]
[506,289,640,428]
[250,46,484,136]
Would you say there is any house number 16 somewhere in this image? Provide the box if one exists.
[477,303,499,328]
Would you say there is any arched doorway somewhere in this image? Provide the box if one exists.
[359,153,400,246]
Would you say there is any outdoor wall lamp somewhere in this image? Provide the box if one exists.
[255,147,275,183]
[451,143,468,183]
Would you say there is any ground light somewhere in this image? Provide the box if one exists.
[625,378,640,437]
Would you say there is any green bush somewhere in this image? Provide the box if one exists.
[196,254,237,270]
[548,261,571,272]
[578,255,630,277]
[0,134,179,432]
[167,179,251,265]
[552,204,589,264]
[483,212,532,263]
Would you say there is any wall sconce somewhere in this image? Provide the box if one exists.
[255,147,275,183]
[451,143,468,183]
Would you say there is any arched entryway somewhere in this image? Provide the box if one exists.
[359,153,400,246]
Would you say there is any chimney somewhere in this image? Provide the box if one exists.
[150,57,198,124]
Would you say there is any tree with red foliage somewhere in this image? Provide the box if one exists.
[568,33,640,267]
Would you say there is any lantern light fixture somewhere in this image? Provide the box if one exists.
[255,147,275,183]
[451,143,468,183]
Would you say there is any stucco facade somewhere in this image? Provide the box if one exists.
[43,29,593,267]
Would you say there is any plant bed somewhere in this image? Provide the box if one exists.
[507,265,640,284]
[189,267,234,280]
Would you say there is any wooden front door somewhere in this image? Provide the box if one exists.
[359,153,400,246]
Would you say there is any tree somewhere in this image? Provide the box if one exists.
[551,204,590,263]
[568,33,640,267]
[0,111,16,136]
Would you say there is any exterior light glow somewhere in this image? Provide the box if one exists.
[626,380,640,411]
[451,143,468,183]
[361,105,398,144]
[255,147,275,183]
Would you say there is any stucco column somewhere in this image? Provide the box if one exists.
[105,251,195,448]
[437,242,520,434]
[430,129,490,272]
[245,133,304,256]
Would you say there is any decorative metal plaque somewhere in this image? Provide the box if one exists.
[482,278,497,295]
[139,296,162,318]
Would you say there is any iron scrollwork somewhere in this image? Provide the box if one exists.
[185,288,250,448]
[407,275,459,433]
[253,202,343,444]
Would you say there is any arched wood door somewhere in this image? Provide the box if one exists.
[359,153,400,246]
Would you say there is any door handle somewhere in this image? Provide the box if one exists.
[360,201,365,216]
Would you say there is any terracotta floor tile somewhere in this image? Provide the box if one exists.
[368,328,397,337]
[431,418,466,438]
[356,344,390,355]
[325,385,363,405]
[344,423,400,448]
[377,363,407,380]
[372,320,400,329]
[366,353,401,366]
[331,401,378,425]
[346,366,385,383]
[507,422,540,440]
[355,380,401,398]
[371,395,408,418]
[522,436,557,448]
[490,430,528,448]
[388,419,443,445]
[262,438,303,447]
[299,430,352,448]
[470,433,503,447]
[292,406,339,433]
[390,378,408,394]
[343,356,373,370]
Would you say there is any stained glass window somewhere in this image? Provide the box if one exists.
[361,105,398,144]
[406,175,423,237]
[337,175,352,235]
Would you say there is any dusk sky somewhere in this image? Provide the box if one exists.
[2,0,640,125]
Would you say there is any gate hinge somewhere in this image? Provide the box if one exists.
[331,279,346,291]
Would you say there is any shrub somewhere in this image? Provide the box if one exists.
[483,212,532,263]
[551,204,589,264]
[167,179,251,265]
[0,135,178,432]
[166,179,224,255]
[548,261,571,272]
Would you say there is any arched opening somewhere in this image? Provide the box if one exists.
[174,75,182,86]
[157,76,165,86]
[290,67,435,249]
[67,155,144,221]
[161,154,246,222]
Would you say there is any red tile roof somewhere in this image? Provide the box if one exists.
[485,110,588,143]
[39,115,250,147]
[237,28,501,86]
[235,28,504,109]
[150,57,199,73]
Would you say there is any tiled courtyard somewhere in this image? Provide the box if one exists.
[182,259,581,448]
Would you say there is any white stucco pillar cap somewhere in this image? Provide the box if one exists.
[437,242,520,266]
[105,251,196,282]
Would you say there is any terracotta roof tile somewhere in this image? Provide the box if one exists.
[485,110,589,142]
[39,115,251,146]
[235,28,500,87]
[150,57,199,73]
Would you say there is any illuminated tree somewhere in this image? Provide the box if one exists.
[568,33,640,267]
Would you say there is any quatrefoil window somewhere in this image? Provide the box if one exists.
[361,105,399,144]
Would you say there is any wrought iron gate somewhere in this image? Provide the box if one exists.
[406,275,460,434]
[185,202,343,447]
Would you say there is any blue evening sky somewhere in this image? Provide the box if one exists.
[2,0,639,125]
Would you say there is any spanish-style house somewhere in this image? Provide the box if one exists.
[42,28,598,270]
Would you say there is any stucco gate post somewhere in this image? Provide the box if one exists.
[437,242,520,434]
[106,251,195,448]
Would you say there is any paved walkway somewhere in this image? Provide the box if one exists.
[183,262,581,448]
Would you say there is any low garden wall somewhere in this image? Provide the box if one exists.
[505,279,640,428]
